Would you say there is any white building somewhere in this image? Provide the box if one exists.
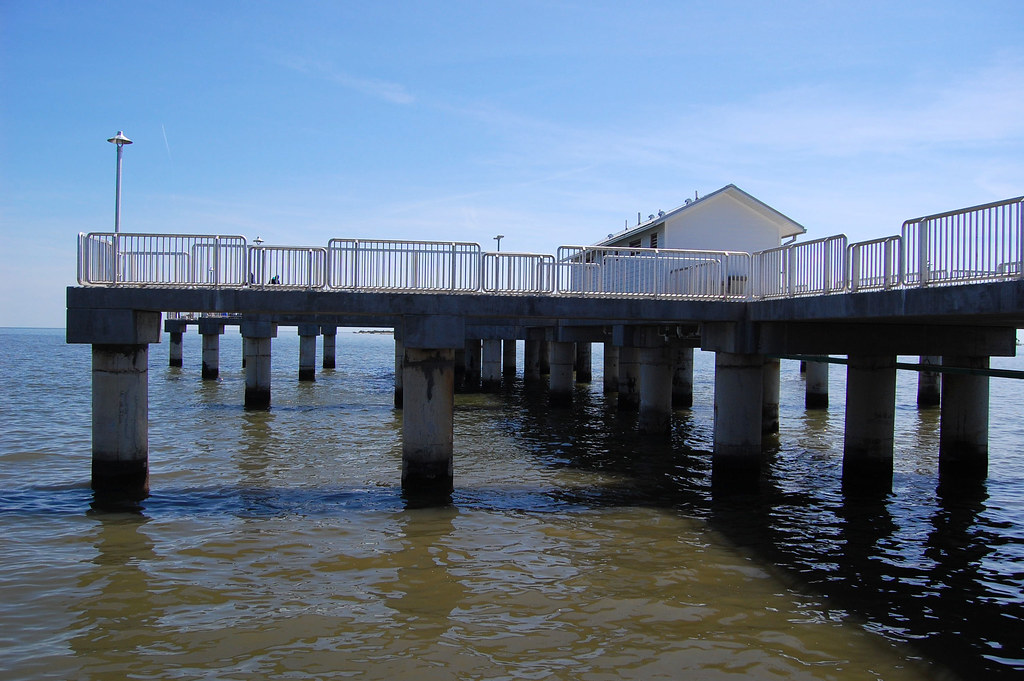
[596,184,806,253]
[568,185,807,297]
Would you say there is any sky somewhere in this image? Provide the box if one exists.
[2,1,1023,327]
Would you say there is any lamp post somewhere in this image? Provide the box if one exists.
[107,131,132,233]
[494,234,504,252]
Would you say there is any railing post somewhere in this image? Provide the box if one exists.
[883,238,893,289]
[823,240,832,293]
[1018,200,1024,279]
[918,219,930,286]
[786,246,795,297]
[850,246,861,292]
[213,236,221,289]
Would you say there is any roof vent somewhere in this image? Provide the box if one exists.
[648,214,655,221]
[684,198,692,205]
[658,210,665,217]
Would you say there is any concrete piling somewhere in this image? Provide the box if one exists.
[402,347,455,495]
[843,354,896,484]
[503,339,517,376]
[322,327,337,369]
[805,360,829,409]
[548,341,575,404]
[525,339,543,382]
[199,320,224,380]
[671,346,694,408]
[617,346,640,411]
[917,355,941,407]
[463,339,481,392]
[394,338,404,408]
[762,357,781,434]
[575,342,592,383]
[939,355,989,479]
[713,352,764,487]
[639,345,672,434]
[481,339,502,390]
[92,344,150,500]
[298,324,318,382]
[242,320,276,410]
[603,342,619,393]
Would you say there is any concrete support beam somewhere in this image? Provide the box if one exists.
[939,355,990,480]
[671,346,694,408]
[298,323,319,382]
[805,360,829,409]
[481,339,502,391]
[525,339,543,382]
[762,357,781,435]
[917,355,941,407]
[639,345,672,434]
[548,341,575,404]
[394,338,404,408]
[539,340,551,375]
[843,354,896,485]
[617,346,640,412]
[322,326,337,369]
[603,343,620,393]
[575,342,592,383]
[402,348,455,495]
[503,339,517,376]
[91,344,150,502]
[713,352,763,488]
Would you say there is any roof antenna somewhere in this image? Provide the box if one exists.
[695,190,699,200]
[637,212,641,225]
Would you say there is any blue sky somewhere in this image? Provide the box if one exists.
[2,1,1023,327]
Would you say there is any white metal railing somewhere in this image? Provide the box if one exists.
[555,246,751,299]
[74,195,1024,300]
[326,239,481,292]
[249,246,328,289]
[77,233,247,287]
[902,196,1024,286]
[849,236,902,292]
[482,252,555,293]
[752,235,848,298]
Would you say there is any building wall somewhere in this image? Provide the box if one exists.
[661,198,785,253]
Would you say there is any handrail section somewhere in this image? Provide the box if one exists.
[75,195,1024,299]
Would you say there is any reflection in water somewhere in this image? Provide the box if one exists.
[1,333,1023,679]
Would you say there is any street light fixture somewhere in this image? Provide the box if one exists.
[107,130,132,233]
[494,234,504,252]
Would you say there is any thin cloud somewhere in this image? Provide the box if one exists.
[277,55,415,105]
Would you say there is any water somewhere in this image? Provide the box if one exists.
[1,327,1023,680]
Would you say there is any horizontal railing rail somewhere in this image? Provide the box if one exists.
[902,196,1024,287]
[75,195,1024,300]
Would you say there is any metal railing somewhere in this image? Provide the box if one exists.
[482,252,555,293]
[752,235,848,299]
[74,194,1024,300]
[326,239,481,292]
[849,236,902,292]
[902,196,1024,286]
[249,246,328,289]
[555,246,751,299]
[77,233,247,287]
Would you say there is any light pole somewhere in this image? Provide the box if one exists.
[107,131,132,233]
[494,234,504,252]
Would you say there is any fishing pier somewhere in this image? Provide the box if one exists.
[67,196,1024,502]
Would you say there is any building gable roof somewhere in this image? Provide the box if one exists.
[595,184,806,247]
